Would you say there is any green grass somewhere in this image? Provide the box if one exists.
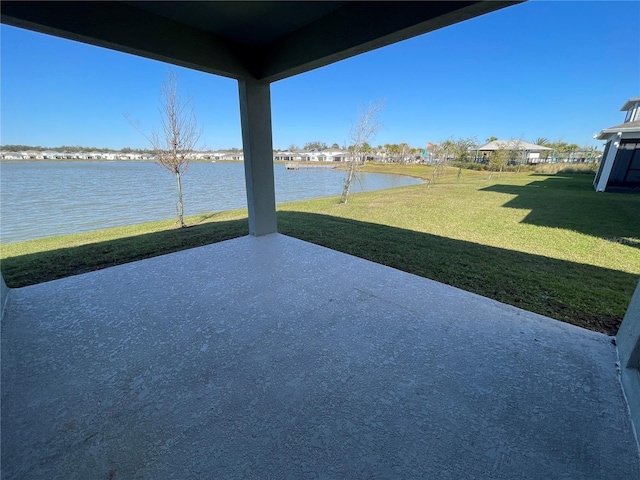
[2,165,639,334]
[0,211,249,287]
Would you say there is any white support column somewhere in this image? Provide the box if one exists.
[617,280,640,444]
[1,272,9,322]
[595,135,620,192]
[238,79,277,236]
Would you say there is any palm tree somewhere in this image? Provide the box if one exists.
[534,137,550,146]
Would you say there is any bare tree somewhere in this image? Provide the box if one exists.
[488,142,509,179]
[430,137,455,184]
[340,100,384,204]
[451,136,478,182]
[128,70,202,227]
[488,137,523,178]
[398,142,410,164]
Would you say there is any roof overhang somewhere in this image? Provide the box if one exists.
[1,1,522,83]
[477,140,552,151]
[621,97,640,111]
[595,120,640,140]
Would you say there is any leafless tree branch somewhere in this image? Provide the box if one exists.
[341,100,384,204]
[127,69,202,227]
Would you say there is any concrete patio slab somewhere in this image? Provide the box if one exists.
[2,234,639,479]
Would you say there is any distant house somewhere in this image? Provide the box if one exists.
[593,97,640,192]
[475,140,553,164]
[0,151,23,160]
[192,151,215,160]
[220,150,244,161]
[302,151,324,162]
[273,151,304,161]
[288,149,349,162]
[323,149,349,162]
[42,150,61,159]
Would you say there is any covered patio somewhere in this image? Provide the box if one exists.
[2,1,639,478]
[2,234,639,478]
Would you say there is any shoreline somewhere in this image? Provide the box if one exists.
[1,172,637,335]
[0,161,423,244]
[0,158,245,164]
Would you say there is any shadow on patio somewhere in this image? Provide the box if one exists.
[2,231,639,478]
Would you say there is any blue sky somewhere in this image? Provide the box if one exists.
[1,1,638,151]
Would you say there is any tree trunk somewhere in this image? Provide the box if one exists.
[340,160,357,204]
[430,167,436,185]
[175,170,185,227]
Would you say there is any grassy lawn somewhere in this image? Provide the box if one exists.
[2,165,638,334]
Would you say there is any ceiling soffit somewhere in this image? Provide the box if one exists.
[1,1,521,82]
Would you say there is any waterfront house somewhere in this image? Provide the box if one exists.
[1,2,638,478]
[302,150,325,161]
[273,150,304,161]
[21,150,39,159]
[42,150,61,159]
[323,149,350,161]
[220,150,244,161]
[0,151,23,160]
[593,97,640,192]
[192,151,215,160]
[275,149,347,162]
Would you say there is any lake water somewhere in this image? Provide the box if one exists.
[0,161,420,243]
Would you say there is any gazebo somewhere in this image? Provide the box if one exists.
[475,139,553,164]
[2,2,639,478]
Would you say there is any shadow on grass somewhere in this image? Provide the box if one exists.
[2,210,638,334]
[278,211,639,335]
[481,175,640,248]
[1,218,249,289]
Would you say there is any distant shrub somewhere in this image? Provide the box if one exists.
[451,161,487,171]
[534,163,598,175]
[502,164,535,173]
[450,162,536,173]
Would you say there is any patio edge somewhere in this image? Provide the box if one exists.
[617,279,640,450]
